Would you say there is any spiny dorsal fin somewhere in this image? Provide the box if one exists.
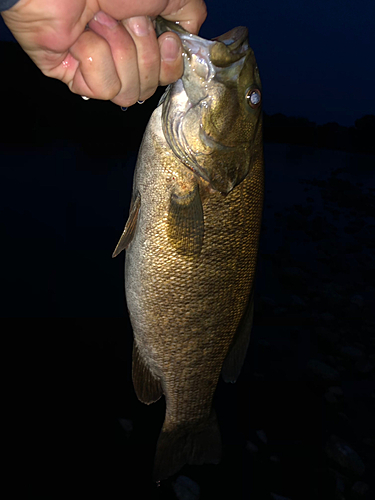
[112,192,141,258]
[167,183,204,258]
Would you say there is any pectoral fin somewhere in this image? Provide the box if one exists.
[221,289,254,383]
[167,183,204,257]
[112,192,141,258]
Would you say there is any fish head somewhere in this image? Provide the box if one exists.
[156,18,262,194]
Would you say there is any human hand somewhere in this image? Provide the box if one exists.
[1,0,207,107]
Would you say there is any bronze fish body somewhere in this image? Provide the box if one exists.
[113,17,264,480]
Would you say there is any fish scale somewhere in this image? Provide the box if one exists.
[113,17,264,480]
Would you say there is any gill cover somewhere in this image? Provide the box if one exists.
[156,17,262,194]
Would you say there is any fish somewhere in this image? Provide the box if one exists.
[112,17,264,481]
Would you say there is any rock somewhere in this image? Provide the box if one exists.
[324,391,339,404]
[340,346,364,360]
[336,476,345,493]
[118,418,133,437]
[279,266,307,287]
[362,437,375,448]
[337,412,353,429]
[325,436,365,476]
[173,476,200,500]
[353,342,366,350]
[258,296,276,312]
[256,429,268,444]
[246,441,259,453]
[270,493,292,500]
[316,327,340,345]
[294,203,313,217]
[307,359,340,382]
[273,307,288,315]
[351,481,370,496]
[319,312,336,323]
[290,294,307,310]
[345,243,363,253]
[322,283,344,306]
[355,359,375,374]
[257,339,271,348]
[328,468,351,497]
[285,212,305,231]
[350,295,364,308]
[328,386,343,396]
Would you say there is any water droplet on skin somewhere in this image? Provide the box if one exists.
[121,107,128,111]
[87,56,93,63]
[137,100,145,105]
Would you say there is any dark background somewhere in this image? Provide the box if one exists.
[1,1,374,499]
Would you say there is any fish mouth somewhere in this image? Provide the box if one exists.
[157,16,255,194]
[155,17,249,68]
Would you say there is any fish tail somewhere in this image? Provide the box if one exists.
[153,410,222,481]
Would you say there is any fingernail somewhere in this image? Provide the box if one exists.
[161,36,180,62]
[126,16,150,37]
[94,11,118,29]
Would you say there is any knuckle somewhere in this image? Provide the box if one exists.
[100,80,122,100]
[116,89,140,108]
[139,87,157,102]
[139,50,159,73]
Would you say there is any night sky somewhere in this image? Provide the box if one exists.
[1,0,374,126]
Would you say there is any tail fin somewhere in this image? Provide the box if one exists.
[153,410,222,481]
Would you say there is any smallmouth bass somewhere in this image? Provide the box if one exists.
[113,17,264,480]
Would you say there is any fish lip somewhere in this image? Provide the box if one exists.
[155,16,249,66]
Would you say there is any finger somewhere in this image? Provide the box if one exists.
[89,12,140,107]
[158,32,183,86]
[123,16,161,102]
[161,0,207,34]
[66,29,121,100]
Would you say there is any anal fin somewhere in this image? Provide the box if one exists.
[132,342,163,404]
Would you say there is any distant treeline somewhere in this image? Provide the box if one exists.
[0,41,374,156]
[263,113,375,155]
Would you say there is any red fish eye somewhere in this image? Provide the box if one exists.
[246,89,261,108]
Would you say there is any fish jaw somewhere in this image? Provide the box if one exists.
[157,18,262,194]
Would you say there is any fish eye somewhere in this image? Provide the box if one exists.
[246,88,261,108]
